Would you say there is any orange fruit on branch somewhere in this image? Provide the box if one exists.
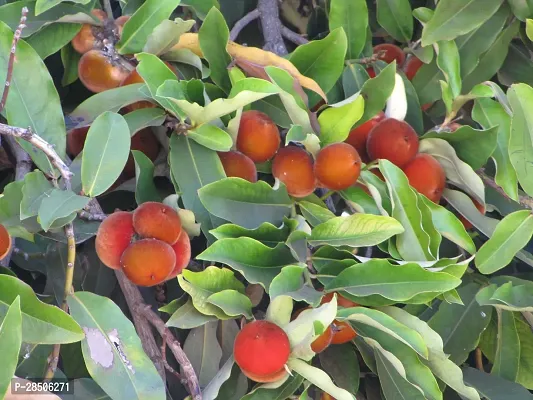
[237,110,281,163]
[366,118,419,167]
[218,151,258,183]
[402,154,446,203]
[315,143,362,191]
[95,211,135,270]
[272,146,316,197]
[133,202,182,245]
[78,50,130,93]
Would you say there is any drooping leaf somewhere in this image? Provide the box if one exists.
[67,292,165,400]
[143,18,195,55]
[435,40,462,98]
[81,112,131,197]
[132,150,161,205]
[319,343,360,395]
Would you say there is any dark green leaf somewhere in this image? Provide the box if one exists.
[38,189,90,231]
[357,63,396,124]
[319,343,360,394]
[376,0,413,42]
[462,367,533,399]
[182,0,220,19]
[26,23,80,59]
[183,321,222,387]
[329,0,368,59]
[132,150,161,204]
[0,297,21,399]
[342,63,369,97]
[491,309,520,381]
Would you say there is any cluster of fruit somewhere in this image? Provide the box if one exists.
[232,292,358,384]
[219,110,363,196]
[95,202,191,287]
[367,43,424,82]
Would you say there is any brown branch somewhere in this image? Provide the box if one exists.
[475,348,484,372]
[281,26,309,45]
[229,9,260,41]
[478,169,533,211]
[160,332,185,382]
[257,0,288,55]
[78,209,108,221]
[115,269,167,382]
[0,7,27,113]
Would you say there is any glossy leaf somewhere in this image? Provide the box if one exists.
[38,189,90,231]
[199,178,292,230]
[199,7,231,92]
[187,124,233,152]
[166,299,218,329]
[210,222,291,247]
[357,63,396,124]
[117,0,182,54]
[507,83,533,196]
[421,0,504,46]
[269,265,322,305]
[342,63,369,97]
[491,309,520,381]
[207,290,253,319]
[197,238,298,291]
[329,0,368,59]
[0,297,22,399]
[240,373,305,400]
[143,18,195,55]
[26,22,81,59]
[289,28,347,106]
[318,95,365,144]
[0,21,66,176]
[132,150,161,205]
[476,282,533,311]
[435,40,461,98]
[67,292,165,400]
[20,171,54,220]
[81,112,130,197]
[319,343,360,394]
[308,213,404,248]
[428,283,492,364]
[325,259,461,302]
[169,135,226,241]
[476,211,533,274]
[376,0,413,42]
[0,275,83,344]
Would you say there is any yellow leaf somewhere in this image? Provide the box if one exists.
[171,33,327,101]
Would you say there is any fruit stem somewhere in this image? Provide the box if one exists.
[320,190,334,201]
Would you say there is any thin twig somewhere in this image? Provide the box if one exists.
[44,223,76,380]
[161,332,184,381]
[257,0,288,55]
[0,7,27,113]
[475,348,485,372]
[136,301,202,399]
[115,269,167,381]
[229,9,260,41]
[281,26,309,45]
[478,169,533,210]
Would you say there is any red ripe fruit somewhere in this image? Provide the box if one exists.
[404,56,424,81]
[402,154,446,203]
[95,212,135,270]
[133,202,182,245]
[315,143,362,191]
[373,43,406,66]
[345,112,385,162]
[0,224,12,261]
[366,67,376,78]
[272,146,316,197]
[366,118,419,167]
[218,151,258,183]
[234,320,290,382]
[166,232,192,280]
[237,110,281,163]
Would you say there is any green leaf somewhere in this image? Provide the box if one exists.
[421,0,504,46]
[136,52,179,111]
[420,197,476,255]
[435,40,461,98]
[491,309,520,381]
[132,150,161,205]
[357,63,396,124]
[319,343,360,394]
[342,63,369,97]
[183,321,223,387]
[26,22,81,59]
[400,72,424,135]
[326,259,461,302]
[210,222,291,247]
[329,0,368,59]
[166,299,218,329]
[476,282,533,311]
[376,0,413,42]
[308,214,404,248]
[81,112,130,197]
[124,108,167,136]
[116,0,182,54]
[419,139,485,205]
[199,178,292,230]
[207,290,253,319]
[35,0,91,15]
[197,238,298,291]
[68,84,152,126]
[240,373,305,400]
[462,20,519,92]
[298,201,335,227]
[38,189,90,231]
[422,125,498,170]
[428,283,492,364]
[199,7,231,92]
[143,18,195,55]
[20,171,54,219]
[456,5,509,78]
[169,135,226,241]
[67,292,165,400]
[178,267,243,320]
[0,275,83,344]
[318,95,364,144]
[507,83,533,196]
[374,345,426,400]
[269,265,322,305]
[0,21,66,176]
[187,124,233,151]
[287,359,355,400]
[475,211,533,274]
[0,297,22,399]
[289,28,347,106]
[61,43,81,86]
[528,18,533,39]
[412,59,444,106]
[182,0,219,19]
[380,306,481,400]
[462,367,533,399]
[379,160,437,261]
